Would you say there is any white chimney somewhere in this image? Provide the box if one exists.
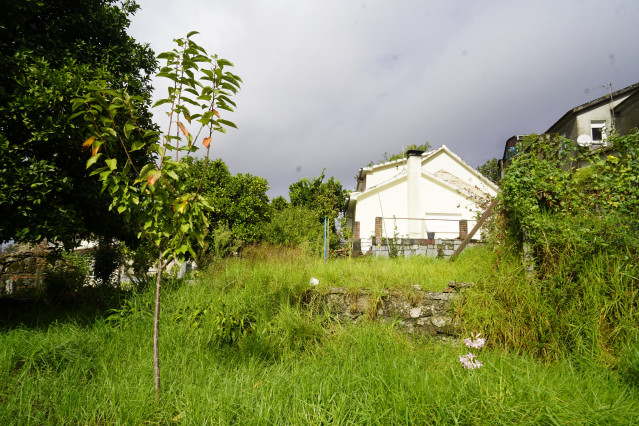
[406,150,424,238]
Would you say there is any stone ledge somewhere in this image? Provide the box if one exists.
[310,281,474,337]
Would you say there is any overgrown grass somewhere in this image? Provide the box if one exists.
[1,246,638,424]
[458,247,639,363]
[230,243,496,294]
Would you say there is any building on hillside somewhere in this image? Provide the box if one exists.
[345,145,499,255]
[499,82,639,174]
[546,82,639,145]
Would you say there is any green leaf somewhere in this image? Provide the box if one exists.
[165,170,179,181]
[105,158,117,171]
[157,52,178,60]
[218,119,237,129]
[86,153,102,168]
[130,141,145,152]
[217,58,234,68]
[124,122,136,140]
[152,98,173,108]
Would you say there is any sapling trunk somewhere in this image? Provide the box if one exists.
[153,253,163,400]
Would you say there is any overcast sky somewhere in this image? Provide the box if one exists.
[127,0,639,198]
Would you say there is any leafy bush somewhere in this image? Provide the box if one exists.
[463,131,639,360]
[262,206,324,253]
[92,239,124,286]
[44,251,92,305]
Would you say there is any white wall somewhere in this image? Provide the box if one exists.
[364,161,406,188]
[352,148,497,244]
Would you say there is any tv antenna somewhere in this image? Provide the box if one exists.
[586,83,615,132]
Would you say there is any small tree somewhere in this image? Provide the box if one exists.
[71,32,241,399]
[477,157,500,185]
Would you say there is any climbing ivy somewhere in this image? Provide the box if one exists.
[499,130,639,276]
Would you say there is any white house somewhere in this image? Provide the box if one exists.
[345,145,499,253]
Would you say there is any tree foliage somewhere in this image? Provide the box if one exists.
[367,142,432,166]
[286,170,348,250]
[477,157,500,185]
[0,0,156,248]
[289,170,347,222]
[179,156,270,251]
[499,131,639,277]
[72,32,242,397]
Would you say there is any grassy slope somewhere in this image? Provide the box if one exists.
[1,246,638,424]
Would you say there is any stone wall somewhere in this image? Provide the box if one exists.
[367,237,469,259]
[311,282,472,337]
[0,250,47,297]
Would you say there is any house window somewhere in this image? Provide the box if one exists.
[591,120,607,142]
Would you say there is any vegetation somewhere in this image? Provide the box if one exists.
[477,157,500,185]
[179,156,270,263]
[71,32,242,396]
[260,171,348,253]
[0,0,156,248]
[367,142,432,166]
[458,131,639,362]
[2,5,638,418]
[1,247,638,423]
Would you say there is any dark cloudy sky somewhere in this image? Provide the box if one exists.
[127,0,639,198]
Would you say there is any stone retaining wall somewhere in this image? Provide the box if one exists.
[0,251,47,297]
[356,237,480,259]
[312,282,472,337]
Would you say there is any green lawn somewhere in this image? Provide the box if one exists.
[1,246,638,424]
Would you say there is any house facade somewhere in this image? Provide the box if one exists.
[546,82,639,146]
[345,145,499,254]
[499,82,639,176]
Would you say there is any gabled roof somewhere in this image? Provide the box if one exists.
[346,145,498,211]
[615,89,639,114]
[546,82,639,133]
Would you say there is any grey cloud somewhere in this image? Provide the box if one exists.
[128,0,639,198]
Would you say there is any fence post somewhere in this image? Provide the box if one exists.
[324,216,327,262]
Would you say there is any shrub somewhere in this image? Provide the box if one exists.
[44,251,92,305]
[262,206,324,253]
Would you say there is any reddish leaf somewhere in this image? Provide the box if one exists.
[177,121,189,138]
[91,144,100,157]
[213,110,220,118]
[147,170,161,186]
[203,137,211,149]
[82,136,95,152]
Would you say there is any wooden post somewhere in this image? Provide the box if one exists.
[449,198,499,261]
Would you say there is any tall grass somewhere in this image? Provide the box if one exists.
[458,249,639,362]
[1,246,638,423]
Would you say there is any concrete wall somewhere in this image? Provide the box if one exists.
[365,237,472,258]
[617,98,639,134]
[555,95,629,142]
[364,161,406,188]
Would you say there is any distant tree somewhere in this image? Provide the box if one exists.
[0,0,156,248]
[263,206,324,248]
[289,170,348,223]
[477,158,500,185]
[288,171,348,249]
[270,196,289,212]
[180,156,270,249]
[368,142,432,166]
